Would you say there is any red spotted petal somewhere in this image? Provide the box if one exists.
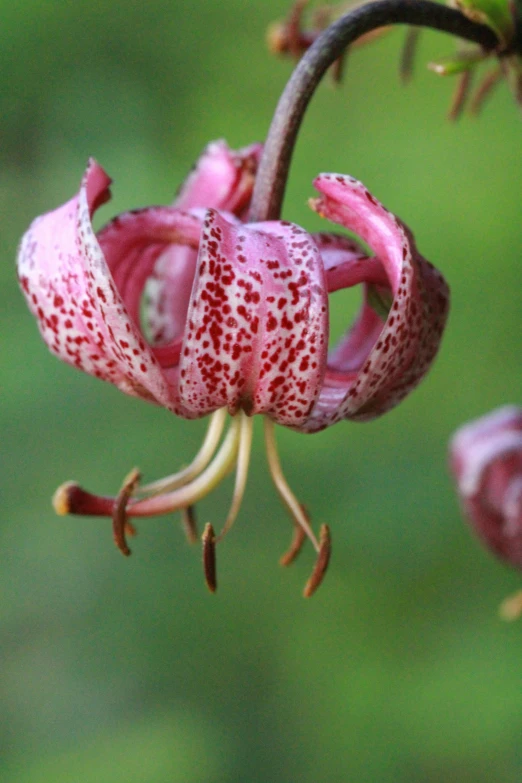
[97,205,202,379]
[17,160,197,410]
[145,140,262,349]
[303,174,449,431]
[178,210,328,426]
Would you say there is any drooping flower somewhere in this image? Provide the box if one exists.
[450,406,522,568]
[18,142,449,595]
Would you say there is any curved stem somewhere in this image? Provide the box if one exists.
[249,0,498,222]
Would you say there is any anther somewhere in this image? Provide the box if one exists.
[202,523,217,593]
[400,27,420,83]
[303,524,331,598]
[181,505,199,544]
[112,468,141,556]
[448,70,473,121]
[279,514,307,566]
[470,67,502,115]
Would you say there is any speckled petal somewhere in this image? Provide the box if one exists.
[145,140,263,348]
[97,206,201,357]
[178,210,328,426]
[17,160,180,409]
[450,407,522,567]
[303,174,449,431]
[451,406,522,488]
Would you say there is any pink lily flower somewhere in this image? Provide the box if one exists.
[450,406,522,568]
[18,142,449,594]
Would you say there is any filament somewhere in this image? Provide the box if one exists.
[263,417,320,552]
[127,416,241,516]
[216,411,254,542]
[138,408,228,495]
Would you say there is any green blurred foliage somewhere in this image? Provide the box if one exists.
[2,1,522,781]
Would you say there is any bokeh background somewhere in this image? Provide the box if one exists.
[3,1,522,781]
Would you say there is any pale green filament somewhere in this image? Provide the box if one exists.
[138,408,228,496]
[129,415,241,516]
[263,417,320,552]
[216,411,254,542]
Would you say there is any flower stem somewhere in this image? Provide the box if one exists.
[249,0,498,222]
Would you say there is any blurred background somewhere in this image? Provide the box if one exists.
[2,1,522,781]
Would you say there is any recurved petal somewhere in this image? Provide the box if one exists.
[451,407,522,497]
[178,210,328,426]
[303,174,449,431]
[97,206,201,352]
[450,407,522,567]
[174,140,263,217]
[17,160,177,409]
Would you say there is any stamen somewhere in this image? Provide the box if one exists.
[139,408,227,495]
[202,522,217,593]
[215,411,254,542]
[400,27,420,83]
[279,513,307,566]
[125,521,138,537]
[303,524,332,597]
[181,505,199,544]
[448,70,473,121]
[112,468,141,556]
[470,66,502,115]
[263,417,320,552]
[128,415,241,516]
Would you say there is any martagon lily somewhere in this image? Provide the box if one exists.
[18,139,449,595]
[451,406,522,568]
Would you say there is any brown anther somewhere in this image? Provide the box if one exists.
[470,66,502,115]
[499,590,522,621]
[280,524,307,566]
[202,523,217,593]
[400,27,421,84]
[303,524,331,598]
[280,506,309,566]
[448,69,473,121]
[112,468,140,557]
[181,505,199,544]
[125,521,137,537]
